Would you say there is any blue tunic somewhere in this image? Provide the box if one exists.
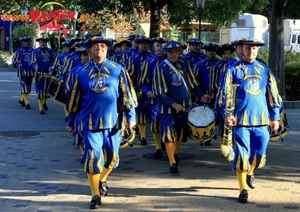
[182,51,206,69]
[67,59,137,131]
[139,54,166,105]
[30,47,56,73]
[221,59,281,126]
[12,47,34,76]
[152,58,204,114]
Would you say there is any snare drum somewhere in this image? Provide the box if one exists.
[44,75,60,97]
[54,83,68,106]
[187,106,216,143]
[269,110,289,141]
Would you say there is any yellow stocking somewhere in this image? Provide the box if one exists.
[174,141,182,154]
[153,133,161,150]
[42,98,47,104]
[165,142,176,166]
[79,144,84,155]
[20,95,24,102]
[236,171,248,191]
[38,99,44,110]
[138,124,147,138]
[23,94,29,104]
[99,167,113,183]
[87,173,100,196]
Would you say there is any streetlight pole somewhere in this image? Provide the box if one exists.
[73,7,78,37]
[196,0,206,41]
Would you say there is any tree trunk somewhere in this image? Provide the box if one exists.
[268,0,286,98]
[149,1,161,38]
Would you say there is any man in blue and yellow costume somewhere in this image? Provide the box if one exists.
[182,38,206,69]
[49,39,72,77]
[193,42,220,145]
[112,39,132,65]
[120,34,139,66]
[31,37,57,114]
[126,35,153,145]
[60,39,85,120]
[222,38,280,203]
[66,46,90,163]
[152,41,211,174]
[212,43,235,135]
[12,36,34,109]
[138,37,167,158]
[66,36,137,209]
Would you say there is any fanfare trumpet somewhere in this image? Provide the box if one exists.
[220,83,239,162]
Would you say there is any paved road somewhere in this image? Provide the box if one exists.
[0,71,300,211]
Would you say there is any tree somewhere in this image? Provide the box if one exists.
[267,0,300,98]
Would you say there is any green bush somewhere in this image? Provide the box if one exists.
[0,57,12,68]
[255,50,300,100]
[257,48,269,65]
[284,53,300,100]
[13,24,37,39]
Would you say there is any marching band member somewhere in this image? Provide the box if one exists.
[193,42,219,145]
[106,39,117,60]
[138,37,167,158]
[113,39,132,65]
[49,39,72,76]
[211,44,235,135]
[182,38,206,68]
[152,41,210,174]
[194,42,220,104]
[60,38,85,120]
[30,37,57,114]
[222,38,281,203]
[61,39,85,84]
[66,46,90,163]
[12,36,34,109]
[66,36,136,209]
[120,34,139,66]
[125,35,153,145]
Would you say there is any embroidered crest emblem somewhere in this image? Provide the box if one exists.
[91,74,108,93]
[247,77,259,93]
[172,72,181,84]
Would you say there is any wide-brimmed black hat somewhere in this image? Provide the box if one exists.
[216,43,235,56]
[36,37,50,42]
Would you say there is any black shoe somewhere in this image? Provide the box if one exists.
[161,141,166,151]
[19,100,25,107]
[174,154,179,166]
[25,104,31,109]
[65,116,69,122]
[140,137,147,146]
[237,189,248,203]
[154,149,162,159]
[40,109,45,115]
[246,175,256,189]
[42,103,48,111]
[90,195,101,209]
[99,181,108,197]
[204,140,212,146]
[170,163,178,174]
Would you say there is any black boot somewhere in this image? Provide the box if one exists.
[237,189,248,203]
[90,195,101,209]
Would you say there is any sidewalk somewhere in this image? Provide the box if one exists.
[0,71,300,211]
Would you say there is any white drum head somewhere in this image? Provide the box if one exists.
[188,106,215,127]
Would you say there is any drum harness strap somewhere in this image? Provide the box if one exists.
[164,59,192,107]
